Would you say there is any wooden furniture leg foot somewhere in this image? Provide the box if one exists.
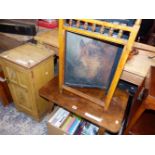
[98,127,105,135]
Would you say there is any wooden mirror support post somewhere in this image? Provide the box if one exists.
[59,19,141,110]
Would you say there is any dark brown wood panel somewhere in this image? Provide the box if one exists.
[0,70,12,106]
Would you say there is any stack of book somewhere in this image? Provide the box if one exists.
[75,121,99,135]
[60,115,81,135]
[48,108,70,128]
[48,107,99,135]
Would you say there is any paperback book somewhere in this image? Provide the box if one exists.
[75,121,99,135]
[61,115,81,135]
[48,108,70,128]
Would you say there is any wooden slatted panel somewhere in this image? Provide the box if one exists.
[76,19,134,32]
[64,25,127,45]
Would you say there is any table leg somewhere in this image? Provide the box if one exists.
[48,101,55,113]
[133,77,146,103]
[124,103,146,134]
[98,127,105,135]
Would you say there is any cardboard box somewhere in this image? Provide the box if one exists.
[47,106,99,135]
[47,107,69,135]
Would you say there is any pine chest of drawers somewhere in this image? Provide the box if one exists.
[0,43,54,120]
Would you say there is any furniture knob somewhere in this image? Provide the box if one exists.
[45,72,49,75]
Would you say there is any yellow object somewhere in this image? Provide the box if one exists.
[0,43,54,120]
[58,19,141,110]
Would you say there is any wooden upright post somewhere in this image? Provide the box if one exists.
[104,19,141,110]
[58,19,65,92]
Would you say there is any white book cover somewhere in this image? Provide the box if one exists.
[49,108,70,127]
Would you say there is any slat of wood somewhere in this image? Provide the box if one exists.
[104,24,140,110]
[100,26,105,33]
[59,19,65,90]
[69,19,73,26]
[92,24,96,32]
[84,22,88,30]
[76,20,80,28]
[118,29,123,38]
[109,28,114,36]
[64,26,127,45]
[62,85,105,107]
[134,42,155,52]
[76,19,134,32]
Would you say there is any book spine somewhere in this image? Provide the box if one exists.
[54,111,70,127]
[48,108,62,123]
[61,117,72,131]
[74,121,86,135]
[66,117,76,133]
[69,118,81,135]
[49,108,70,127]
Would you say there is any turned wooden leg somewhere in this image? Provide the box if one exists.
[48,101,55,113]
[124,103,146,134]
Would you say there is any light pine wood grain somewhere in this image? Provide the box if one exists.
[0,44,54,121]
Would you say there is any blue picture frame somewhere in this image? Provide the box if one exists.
[64,32,123,91]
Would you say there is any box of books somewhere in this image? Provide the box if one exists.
[47,107,70,135]
[74,120,99,135]
[60,115,81,135]
[47,106,99,135]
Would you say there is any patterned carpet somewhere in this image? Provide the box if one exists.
[0,102,49,135]
[0,102,120,135]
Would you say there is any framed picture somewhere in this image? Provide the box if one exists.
[59,19,141,110]
[64,32,122,91]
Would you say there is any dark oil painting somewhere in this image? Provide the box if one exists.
[64,32,121,89]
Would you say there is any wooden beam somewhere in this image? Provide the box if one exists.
[58,19,65,91]
[134,42,155,52]
[104,26,140,110]
[62,85,105,107]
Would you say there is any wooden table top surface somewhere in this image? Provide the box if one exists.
[39,76,129,133]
